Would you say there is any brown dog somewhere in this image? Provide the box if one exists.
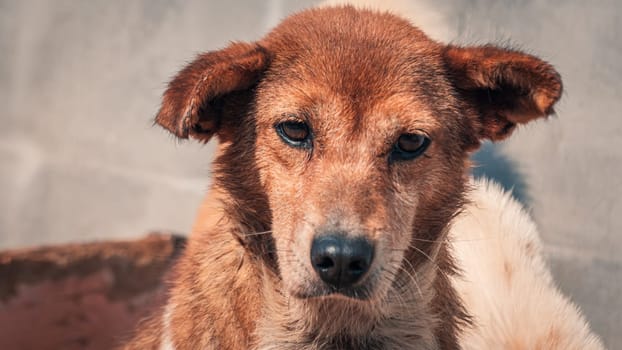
[123,5,599,349]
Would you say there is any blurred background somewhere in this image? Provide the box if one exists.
[1,0,620,347]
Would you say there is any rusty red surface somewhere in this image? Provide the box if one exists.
[0,233,185,350]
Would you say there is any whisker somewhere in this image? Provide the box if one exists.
[410,236,490,244]
[407,243,437,267]
[399,258,424,299]
[244,230,274,236]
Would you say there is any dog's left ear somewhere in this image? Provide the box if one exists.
[155,42,271,142]
[443,45,562,144]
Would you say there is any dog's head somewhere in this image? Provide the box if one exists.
[156,7,561,304]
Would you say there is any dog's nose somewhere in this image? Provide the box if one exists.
[310,235,374,289]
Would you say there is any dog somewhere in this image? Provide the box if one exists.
[124,5,603,349]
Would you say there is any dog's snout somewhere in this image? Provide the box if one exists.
[310,235,374,289]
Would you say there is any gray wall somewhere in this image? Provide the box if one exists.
[1,0,620,347]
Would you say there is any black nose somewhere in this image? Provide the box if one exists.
[310,235,374,289]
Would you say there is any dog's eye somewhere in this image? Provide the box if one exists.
[275,121,311,148]
[390,134,431,162]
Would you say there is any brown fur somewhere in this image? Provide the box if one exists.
[124,6,561,350]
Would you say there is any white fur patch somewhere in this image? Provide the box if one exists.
[160,303,175,350]
[450,179,604,349]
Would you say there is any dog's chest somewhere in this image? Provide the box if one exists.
[255,335,392,350]
[253,322,437,350]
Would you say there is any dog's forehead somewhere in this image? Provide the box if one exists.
[258,7,451,133]
[263,7,443,87]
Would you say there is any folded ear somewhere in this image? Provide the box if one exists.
[443,45,562,142]
[155,42,271,142]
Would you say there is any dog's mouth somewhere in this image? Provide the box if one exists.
[292,284,374,301]
[288,268,382,302]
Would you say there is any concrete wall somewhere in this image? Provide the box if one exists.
[1,0,620,347]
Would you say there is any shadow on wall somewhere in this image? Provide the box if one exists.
[471,142,530,206]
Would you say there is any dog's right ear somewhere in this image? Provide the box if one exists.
[443,45,562,147]
[155,42,271,142]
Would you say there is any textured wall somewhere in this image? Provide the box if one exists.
[1,0,620,347]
